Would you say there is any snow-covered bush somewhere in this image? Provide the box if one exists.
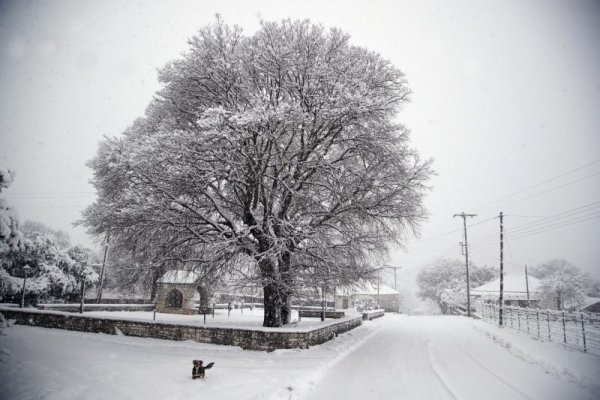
[0,229,99,304]
[0,168,24,253]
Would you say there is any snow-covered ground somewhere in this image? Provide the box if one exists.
[82,308,336,331]
[1,315,598,400]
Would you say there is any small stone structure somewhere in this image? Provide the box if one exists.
[155,270,201,315]
[335,283,401,312]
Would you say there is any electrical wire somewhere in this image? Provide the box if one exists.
[469,158,600,212]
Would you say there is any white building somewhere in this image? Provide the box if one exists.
[335,283,400,312]
[471,274,542,308]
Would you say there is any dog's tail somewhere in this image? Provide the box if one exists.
[205,362,215,369]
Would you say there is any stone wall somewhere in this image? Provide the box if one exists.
[298,309,345,319]
[83,298,152,304]
[37,304,155,312]
[0,307,362,351]
[362,309,385,320]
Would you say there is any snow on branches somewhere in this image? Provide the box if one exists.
[0,168,23,253]
[83,18,432,326]
[0,227,99,304]
[417,258,496,314]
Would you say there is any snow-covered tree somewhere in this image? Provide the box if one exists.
[0,223,99,304]
[21,220,71,249]
[417,258,496,314]
[82,18,432,327]
[530,259,585,310]
[0,168,23,253]
[67,245,99,287]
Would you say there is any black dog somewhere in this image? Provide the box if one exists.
[192,360,214,379]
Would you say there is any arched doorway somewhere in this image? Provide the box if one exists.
[166,288,183,308]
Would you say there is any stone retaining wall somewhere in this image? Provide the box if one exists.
[83,298,152,304]
[37,304,155,312]
[298,310,345,319]
[362,309,385,320]
[0,307,362,351]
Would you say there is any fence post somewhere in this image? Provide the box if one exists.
[526,308,530,334]
[509,308,513,328]
[562,311,567,344]
[580,313,587,353]
[547,311,551,341]
[517,308,521,331]
[536,310,540,338]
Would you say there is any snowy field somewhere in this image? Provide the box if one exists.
[82,308,335,331]
[1,315,599,400]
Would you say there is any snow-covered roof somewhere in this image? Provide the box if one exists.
[158,270,200,284]
[338,283,399,296]
[582,296,600,309]
[471,274,541,299]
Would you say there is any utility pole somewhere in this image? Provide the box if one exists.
[453,212,477,317]
[96,232,110,304]
[499,211,504,327]
[525,265,530,307]
[377,271,381,309]
[385,265,401,289]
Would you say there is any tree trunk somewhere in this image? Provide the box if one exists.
[280,250,293,325]
[263,282,283,327]
[281,292,292,324]
[198,282,212,313]
[258,254,284,327]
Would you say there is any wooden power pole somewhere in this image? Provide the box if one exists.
[525,265,530,307]
[96,232,110,304]
[499,211,504,327]
[453,212,477,317]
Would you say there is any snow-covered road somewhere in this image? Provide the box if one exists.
[301,316,598,400]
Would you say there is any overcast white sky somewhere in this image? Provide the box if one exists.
[1,0,599,282]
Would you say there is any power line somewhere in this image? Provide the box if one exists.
[468,201,600,245]
[5,191,95,197]
[471,210,600,246]
[418,159,600,244]
[505,212,600,241]
[487,171,600,210]
[469,158,600,212]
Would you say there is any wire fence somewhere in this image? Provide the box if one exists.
[478,303,600,356]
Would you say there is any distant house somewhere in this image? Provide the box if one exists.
[470,274,542,308]
[581,297,600,313]
[335,283,400,312]
[155,270,201,315]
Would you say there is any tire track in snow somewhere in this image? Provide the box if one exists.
[425,339,460,400]
[441,321,535,400]
[468,320,600,395]
[445,334,534,400]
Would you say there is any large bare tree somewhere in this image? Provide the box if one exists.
[82,19,431,327]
